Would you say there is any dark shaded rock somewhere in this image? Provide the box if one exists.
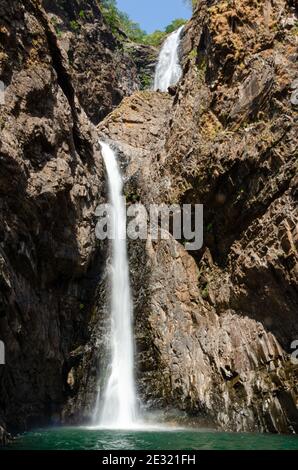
[42,0,140,124]
[168,85,177,96]
[124,43,158,90]
[0,0,105,433]
[0,424,12,446]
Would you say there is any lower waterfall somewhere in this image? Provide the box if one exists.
[94,141,138,429]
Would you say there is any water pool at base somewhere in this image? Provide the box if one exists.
[3,427,298,450]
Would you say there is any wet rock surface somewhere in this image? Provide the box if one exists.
[124,43,158,91]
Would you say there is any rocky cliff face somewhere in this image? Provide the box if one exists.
[155,0,298,432]
[68,0,297,433]
[150,0,298,432]
[0,0,145,436]
[41,0,141,124]
[0,0,297,438]
[0,0,107,433]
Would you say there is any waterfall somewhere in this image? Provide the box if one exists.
[154,26,184,92]
[95,141,138,429]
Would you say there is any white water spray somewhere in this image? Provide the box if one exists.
[95,141,138,429]
[154,26,184,92]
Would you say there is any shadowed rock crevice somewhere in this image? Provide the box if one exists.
[41,0,155,124]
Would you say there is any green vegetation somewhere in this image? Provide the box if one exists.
[143,19,187,46]
[165,18,187,34]
[201,285,209,300]
[188,49,197,61]
[101,0,146,41]
[79,10,86,20]
[101,0,187,46]
[139,73,152,90]
[124,189,141,203]
[141,31,166,47]
[69,20,80,32]
[50,16,62,37]
[197,56,207,80]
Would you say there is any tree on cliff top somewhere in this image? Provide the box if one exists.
[101,0,187,46]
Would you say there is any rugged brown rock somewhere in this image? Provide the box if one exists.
[69,0,297,433]
[142,0,298,432]
[0,0,107,432]
[42,0,140,124]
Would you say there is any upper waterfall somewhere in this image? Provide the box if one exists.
[94,141,138,429]
[154,26,184,92]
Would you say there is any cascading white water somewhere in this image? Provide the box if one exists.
[93,28,184,431]
[95,141,138,429]
[154,26,184,92]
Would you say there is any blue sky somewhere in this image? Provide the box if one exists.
[117,0,191,33]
